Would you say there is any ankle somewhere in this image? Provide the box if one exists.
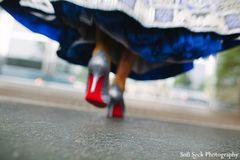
[113,78,125,92]
[93,47,111,62]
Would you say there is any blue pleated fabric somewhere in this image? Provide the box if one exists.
[1,0,239,80]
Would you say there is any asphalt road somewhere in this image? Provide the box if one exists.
[0,101,240,160]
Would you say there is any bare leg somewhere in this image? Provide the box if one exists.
[114,48,137,91]
[107,48,137,118]
[92,27,111,61]
[85,27,113,107]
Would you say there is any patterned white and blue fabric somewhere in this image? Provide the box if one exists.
[12,0,240,34]
[0,0,239,80]
[58,0,240,35]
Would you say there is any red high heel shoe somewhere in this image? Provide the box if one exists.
[107,84,125,118]
[85,50,110,108]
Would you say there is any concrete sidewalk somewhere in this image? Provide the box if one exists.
[0,101,240,160]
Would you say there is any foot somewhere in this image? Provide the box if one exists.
[85,50,110,108]
[107,84,125,118]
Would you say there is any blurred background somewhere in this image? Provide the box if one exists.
[0,8,239,115]
[1,6,240,160]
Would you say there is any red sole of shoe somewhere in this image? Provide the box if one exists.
[85,73,107,108]
[111,103,124,118]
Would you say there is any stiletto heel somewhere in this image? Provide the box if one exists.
[85,50,110,108]
[107,84,125,118]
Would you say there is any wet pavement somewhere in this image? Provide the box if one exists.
[0,101,240,160]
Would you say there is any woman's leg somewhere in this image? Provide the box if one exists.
[92,27,112,60]
[85,27,112,107]
[114,48,137,91]
[108,48,137,118]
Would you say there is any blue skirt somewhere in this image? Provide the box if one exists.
[1,0,239,80]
